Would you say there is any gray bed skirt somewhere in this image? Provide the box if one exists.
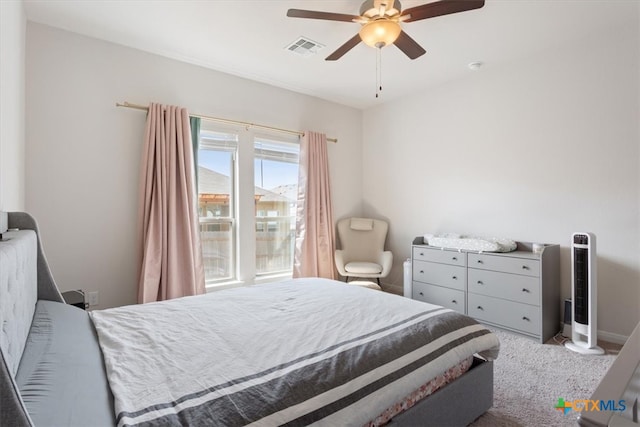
[390,358,493,426]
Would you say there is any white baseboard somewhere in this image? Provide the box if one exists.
[597,329,628,345]
[559,322,628,345]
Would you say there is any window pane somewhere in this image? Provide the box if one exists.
[255,140,299,276]
[199,220,233,281]
[199,131,237,283]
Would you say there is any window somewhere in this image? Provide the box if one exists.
[254,139,300,276]
[197,130,238,283]
[197,129,299,286]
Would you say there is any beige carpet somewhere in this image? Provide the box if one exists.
[470,328,618,427]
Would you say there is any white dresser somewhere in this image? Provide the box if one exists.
[411,237,560,343]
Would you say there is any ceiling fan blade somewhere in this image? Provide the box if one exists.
[325,34,362,61]
[401,0,484,23]
[394,31,426,59]
[287,9,360,22]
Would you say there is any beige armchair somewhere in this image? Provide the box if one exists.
[334,217,393,286]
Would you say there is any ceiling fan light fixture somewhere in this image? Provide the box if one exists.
[359,20,402,48]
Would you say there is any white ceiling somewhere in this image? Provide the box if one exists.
[23,0,638,110]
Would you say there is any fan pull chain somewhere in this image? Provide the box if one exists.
[375,47,383,98]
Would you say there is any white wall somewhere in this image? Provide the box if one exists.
[363,22,639,339]
[26,23,363,309]
[0,0,26,211]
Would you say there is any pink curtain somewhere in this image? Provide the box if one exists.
[293,131,336,279]
[137,103,205,303]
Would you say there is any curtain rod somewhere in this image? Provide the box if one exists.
[115,102,338,143]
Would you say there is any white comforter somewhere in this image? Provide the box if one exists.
[90,278,499,427]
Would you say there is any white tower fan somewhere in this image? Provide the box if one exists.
[565,232,604,355]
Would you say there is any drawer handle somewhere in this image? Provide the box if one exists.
[477,280,484,285]
[419,292,424,296]
[522,288,530,293]
[452,256,457,261]
[452,276,457,280]
[522,316,530,322]
[476,306,484,311]
[420,252,424,256]
[522,265,529,270]
[451,300,457,304]
[476,260,483,264]
[420,270,424,274]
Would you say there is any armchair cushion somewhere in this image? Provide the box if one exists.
[345,262,383,275]
[350,218,374,231]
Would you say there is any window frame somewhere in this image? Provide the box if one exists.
[253,137,300,278]
[196,127,300,289]
[197,129,239,285]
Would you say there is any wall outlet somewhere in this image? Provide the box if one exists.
[87,291,99,307]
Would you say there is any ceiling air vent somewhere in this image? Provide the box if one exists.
[285,37,325,57]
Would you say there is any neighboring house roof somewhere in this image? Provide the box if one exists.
[198,166,293,203]
[269,184,297,202]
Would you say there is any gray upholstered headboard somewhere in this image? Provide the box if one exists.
[0,212,64,427]
[3,212,63,303]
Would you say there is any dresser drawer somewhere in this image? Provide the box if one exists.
[468,269,540,306]
[468,253,539,277]
[413,282,465,314]
[413,260,466,291]
[412,247,466,266]
[468,293,540,336]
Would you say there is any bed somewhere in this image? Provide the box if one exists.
[1,212,500,427]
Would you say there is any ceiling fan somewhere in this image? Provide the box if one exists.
[287,0,485,61]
